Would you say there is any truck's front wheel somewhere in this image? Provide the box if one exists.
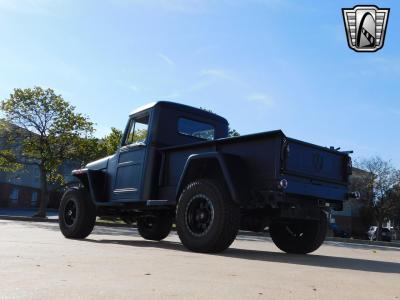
[270,210,327,254]
[59,188,96,239]
[176,179,240,253]
[137,213,173,241]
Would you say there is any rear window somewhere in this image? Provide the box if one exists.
[178,118,215,141]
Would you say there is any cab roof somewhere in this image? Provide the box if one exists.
[130,101,228,125]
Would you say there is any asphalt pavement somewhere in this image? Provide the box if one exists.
[0,220,399,300]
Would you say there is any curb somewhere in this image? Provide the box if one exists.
[325,236,400,248]
[0,215,133,228]
[0,215,59,223]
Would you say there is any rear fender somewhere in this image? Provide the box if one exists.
[176,152,248,205]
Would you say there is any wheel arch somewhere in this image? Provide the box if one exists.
[176,152,248,205]
[71,169,107,205]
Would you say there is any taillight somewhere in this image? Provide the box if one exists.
[277,179,288,190]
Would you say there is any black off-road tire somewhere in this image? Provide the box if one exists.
[176,179,240,253]
[137,213,173,241]
[270,210,327,254]
[59,188,96,239]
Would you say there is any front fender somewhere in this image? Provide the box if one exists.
[72,169,108,204]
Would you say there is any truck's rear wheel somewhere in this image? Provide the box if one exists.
[270,210,327,254]
[176,179,240,253]
[137,213,173,241]
[59,188,96,239]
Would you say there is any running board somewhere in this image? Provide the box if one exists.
[146,200,175,207]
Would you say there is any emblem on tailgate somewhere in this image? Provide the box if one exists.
[342,5,390,52]
[312,153,324,172]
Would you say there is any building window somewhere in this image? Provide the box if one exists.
[10,188,19,204]
[178,118,215,141]
[31,192,38,207]
[34,167,40,178]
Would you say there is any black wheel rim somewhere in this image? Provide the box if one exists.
[285,224,305,238]
[185,194,214,237]
[64,200,77,226]
[142,217,155,229]
[283,219,314,238]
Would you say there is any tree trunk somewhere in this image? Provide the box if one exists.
[377,217,383,241]
[34,166,48,218]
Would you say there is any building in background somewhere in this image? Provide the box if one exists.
[0,163,40,209]
[0,161,78,210]
[330,167,372,238]
[0,123,79,209]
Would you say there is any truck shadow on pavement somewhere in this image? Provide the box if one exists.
[18,221,400,275]
[221,248,400,274]
[83,238,400,274]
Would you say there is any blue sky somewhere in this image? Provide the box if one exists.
[0,0,399,166]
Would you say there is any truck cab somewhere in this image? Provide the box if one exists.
[82,101,229,205]
[59,101,356,254]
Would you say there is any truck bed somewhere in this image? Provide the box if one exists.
[159,130,350,204]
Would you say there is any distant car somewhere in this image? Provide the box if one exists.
[329,223,350,238]
[367,226,392,242]
[367,226,377,240]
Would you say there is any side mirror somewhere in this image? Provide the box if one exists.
[129,141,146,148]
[132,141,146,147]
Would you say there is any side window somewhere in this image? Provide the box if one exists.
[178,118,215,141]
[124,115,149,146]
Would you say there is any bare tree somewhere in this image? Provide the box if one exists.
[354,157,400,240]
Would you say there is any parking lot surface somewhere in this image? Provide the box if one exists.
[0,220,399,300]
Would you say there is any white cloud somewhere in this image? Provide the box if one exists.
[0,0,62,15]
[157,53,175,66]
[200,69,234,81]
[110,0,302,15]
[370,57,400,73]
[128,85,139,92]
[160,91,181,99]
[246,93,274,107]
[346,56,400,78]
[113,0,208,13]
[187,79,214,92]
[115,80,140,93]
[157,0,206,13]
[390,108,400,116]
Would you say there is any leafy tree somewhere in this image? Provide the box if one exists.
[228,128,240,137]
[74,137,105,166]
[0,121,24,171]
[99,127,147,155]
[74,127,147,167]
[101,127,123,156]
[0,87,94,217]
[72,127,147,170]
[354,157,400,240]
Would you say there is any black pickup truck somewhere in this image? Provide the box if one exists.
[59,101,356,254]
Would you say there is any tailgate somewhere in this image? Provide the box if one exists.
[283,138,349,184]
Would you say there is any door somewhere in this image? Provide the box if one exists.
[112,114,149,201]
